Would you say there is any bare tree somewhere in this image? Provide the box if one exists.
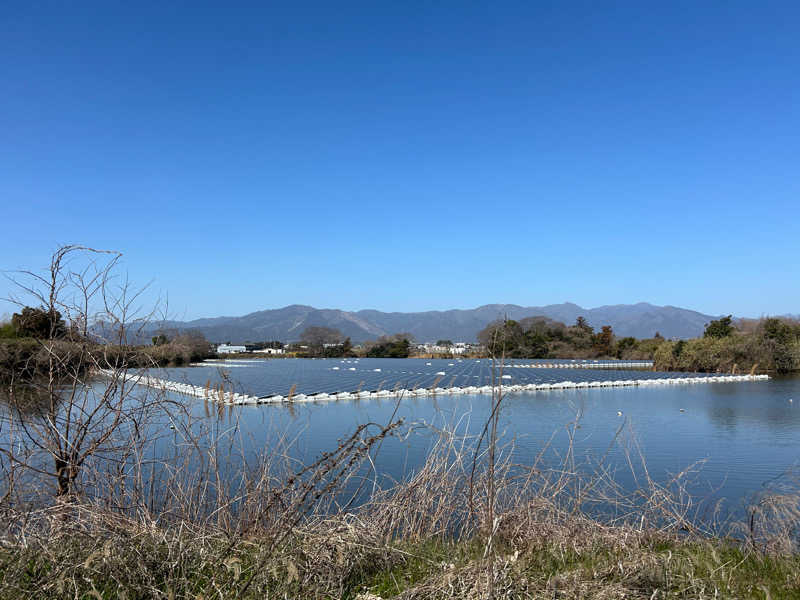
[0,245,165,500]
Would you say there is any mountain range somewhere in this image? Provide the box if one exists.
[148,302,719,344]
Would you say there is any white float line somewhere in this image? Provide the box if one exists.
[505,362,653,369]
[98,370,769,405]
[97,369,263,404]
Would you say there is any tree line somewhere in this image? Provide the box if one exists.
[1,306,215,384]
[9,302,796,374]
[654,315,800,374]
[476,313,800,373]
[292,326,414,358]
[476,315,662,360]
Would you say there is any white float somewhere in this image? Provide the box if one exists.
[100,370,770,406]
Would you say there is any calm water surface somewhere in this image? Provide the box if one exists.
[152,358,800,519]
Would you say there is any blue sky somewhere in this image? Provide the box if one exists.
[1,1,798,320]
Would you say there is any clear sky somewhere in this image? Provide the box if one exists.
[1,1,798,320]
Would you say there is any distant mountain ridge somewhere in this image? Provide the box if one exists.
[147,302,719,344]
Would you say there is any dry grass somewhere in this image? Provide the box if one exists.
[2,493,799,598]
[1,400,799,599]
[5,246,796,598]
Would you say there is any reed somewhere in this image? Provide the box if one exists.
[1,401,798,598]
[0,249,797,599]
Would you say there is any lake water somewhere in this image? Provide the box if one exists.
[150,358,800,522]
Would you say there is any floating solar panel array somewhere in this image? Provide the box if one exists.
[102,359,770,406]
[142,358,666,398]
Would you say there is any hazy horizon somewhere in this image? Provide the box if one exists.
[0,279,793,323]
[60,299,736,324]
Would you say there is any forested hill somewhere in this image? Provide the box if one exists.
[144,302,718,343]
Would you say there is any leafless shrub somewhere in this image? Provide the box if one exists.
[1,249,797,598]
[0,245,169,502]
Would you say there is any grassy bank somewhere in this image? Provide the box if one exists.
[2,404,799,599]
[2,507,799,599]
[0,338,89,382]
[0,337,213,383]
[1,280,798,597]
[653,318,800,375]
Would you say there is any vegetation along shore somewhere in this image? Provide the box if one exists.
[0,247,798,599]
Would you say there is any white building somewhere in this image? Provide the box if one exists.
[254,347,285,355]
[217,344,247,354]
[419,342,471,355]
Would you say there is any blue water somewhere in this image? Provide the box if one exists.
[151,358,800,520]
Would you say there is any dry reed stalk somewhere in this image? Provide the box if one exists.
[1,267,797,598]
[2,404,798,599]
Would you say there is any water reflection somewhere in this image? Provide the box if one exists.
[158,365,800,523]
[2,364,799,526]
[0,384,59,418]
[703,376,800,433]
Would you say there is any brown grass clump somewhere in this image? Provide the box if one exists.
[1,428,799,598]
[2,247,799,598]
